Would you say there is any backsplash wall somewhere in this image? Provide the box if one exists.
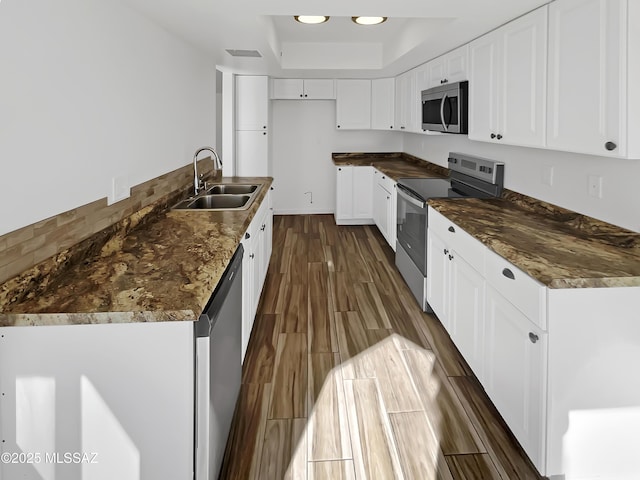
[0,159,215,285]
[403,134,640,232]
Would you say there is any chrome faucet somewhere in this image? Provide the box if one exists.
[193,146,222,195]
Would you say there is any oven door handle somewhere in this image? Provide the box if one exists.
[396,184,426,209]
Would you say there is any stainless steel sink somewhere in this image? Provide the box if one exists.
[172,183,261,211]
[206,184,258,195]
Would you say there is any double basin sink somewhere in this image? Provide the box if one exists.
[172,184,261,211]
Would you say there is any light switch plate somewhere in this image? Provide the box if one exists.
[108,175,130,205]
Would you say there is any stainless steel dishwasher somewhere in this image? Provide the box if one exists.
[195,244,243,480]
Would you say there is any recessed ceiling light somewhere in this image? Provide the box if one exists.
[294,15,330,25]
[352,16,387,26]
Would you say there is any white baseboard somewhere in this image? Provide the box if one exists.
[273,208,334,215]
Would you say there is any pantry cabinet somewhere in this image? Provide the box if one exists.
[468,6,548,148]
[235,75,270,176]
[547,0,640,158]
[336,80,371,129]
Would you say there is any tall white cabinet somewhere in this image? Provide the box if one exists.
[235,75,270,176]
[468,6,548,148]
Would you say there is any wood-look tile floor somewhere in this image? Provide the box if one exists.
[220,215,544,480]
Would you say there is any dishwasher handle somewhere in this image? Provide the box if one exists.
[196,244,244,337]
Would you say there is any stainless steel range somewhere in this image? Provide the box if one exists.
[395,152,504,311]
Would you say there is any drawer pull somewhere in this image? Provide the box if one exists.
[502,268,515,280]
[448,226,455,233]
[245,232,251,239]
[448,254,454,261]
[444,248,449,255]
[529,332,539,344]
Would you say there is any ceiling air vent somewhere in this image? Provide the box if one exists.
[225,49,262,58]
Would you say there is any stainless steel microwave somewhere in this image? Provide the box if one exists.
[421,81,468,134]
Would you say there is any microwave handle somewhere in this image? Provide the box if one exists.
[440,94,449,132]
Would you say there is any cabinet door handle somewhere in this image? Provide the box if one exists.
[338,167,342,171]
[263,132,267,135]
[491,133,496,139]
[250,253,255,259]
[304,94,308,98]
[245,232,250,239]
[299,94,303,98]
[444,248,449,255]
[448,254,454,261]
[390,125,393,129]
[502,268,515,280]
[448,226,455,233]
[605,141,617,151]
[497,134,503,140]
[261,224,266,231]
[337,125,341,128]
[400,126,405,130]
[529,332,539,344]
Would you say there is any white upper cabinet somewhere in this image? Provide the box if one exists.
[547,0,639,158]
[371,78,396,130]
[235,75,269,131]
[271,78,335,99]
[425,45,470,89]
[336,79,372,129]
[469,6,548,148]
[394,70,419,132]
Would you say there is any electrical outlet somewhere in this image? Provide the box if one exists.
[587,174,603,199]
[108,175,130,205]
[542,165,554,186]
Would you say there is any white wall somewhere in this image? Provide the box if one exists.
[403,134,640,232]
[0,0,217,236]
[271,101,402,215]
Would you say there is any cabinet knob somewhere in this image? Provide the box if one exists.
[400,126,405,130]
[263,125,267,129]
[490,133,496,139]
[448,226,455,233]
[386,196,390,200]
[261,224,266,231]
[448,254,454,261]
[444,248,449,255]
[245,232,250,239]
[605,141,617,151]
[497,134,503,140]
[529,332,539,344]
[382,176,385,179]
[502,268,515,280]
[338,167,342,171]
[337,125,341,128]
[250,253,255,259]
[304,94,308,98]
[390,126,393,129]
[263,132,267,135]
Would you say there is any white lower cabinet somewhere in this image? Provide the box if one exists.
[427,209,485,380]
[241,189,272,360]
[428,206,640,478]
[372,169,397,250]
[484,284,547,470]
[334,166,374,225]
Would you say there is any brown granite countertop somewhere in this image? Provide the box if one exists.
[332,152,449,180]
[0,177,273,327]
[428,195,640,289]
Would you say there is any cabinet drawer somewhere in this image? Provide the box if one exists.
[428,207,485,274]
[374,168,394,193]
[485,249,546,330]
